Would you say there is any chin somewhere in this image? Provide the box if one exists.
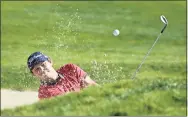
[48,75,58,80]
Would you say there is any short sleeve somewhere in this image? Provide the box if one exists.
[60,63,87,78]
[70,64,88,88]
[59,63,87,84]
[57,63,88,88]
[72,64,87,79]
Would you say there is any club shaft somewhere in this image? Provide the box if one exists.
[131,33,162,79]
[161,25,167,33]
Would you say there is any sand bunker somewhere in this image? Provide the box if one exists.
[1,89,39,110]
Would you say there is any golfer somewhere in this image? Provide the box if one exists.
[27,52,98,100]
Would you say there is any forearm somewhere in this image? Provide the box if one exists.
[81,75,100,88]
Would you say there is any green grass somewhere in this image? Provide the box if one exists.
[1,1,186,116]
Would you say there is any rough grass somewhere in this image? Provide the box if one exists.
[1,78,186,116]
[1,1,186,116]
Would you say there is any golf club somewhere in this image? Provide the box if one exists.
[131,15,168,79]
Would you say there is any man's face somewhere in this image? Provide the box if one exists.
[32,61,58,82]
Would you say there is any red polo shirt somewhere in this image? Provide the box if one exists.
[38,63,87,100]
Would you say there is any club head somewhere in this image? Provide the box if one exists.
[160,15,168,33]
[160,15,168,25]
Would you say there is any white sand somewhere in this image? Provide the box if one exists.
[1,89,39,110]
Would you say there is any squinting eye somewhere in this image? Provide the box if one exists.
[41,63,45,67]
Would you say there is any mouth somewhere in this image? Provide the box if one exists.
[41,71,56,79]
